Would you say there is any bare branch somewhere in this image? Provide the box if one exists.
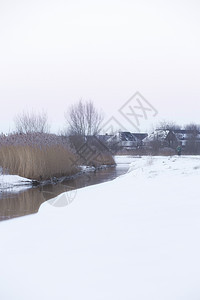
[14,111,50,134]
[65,100,104,136]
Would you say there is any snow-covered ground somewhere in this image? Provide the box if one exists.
[114,154,142,165]
[0,155,200,300]
[0,174,33,193]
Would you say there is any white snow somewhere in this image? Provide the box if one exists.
[0,174,32,192]
[79,165,96,172]
[0,155,200,300]
[114,154,142,164]
[143,129,170,143]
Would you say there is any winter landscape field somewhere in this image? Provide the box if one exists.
[0,155,200,300]
[1,0,200,298]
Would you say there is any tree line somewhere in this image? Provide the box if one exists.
[11,101,200,156]
[13,100,103,136]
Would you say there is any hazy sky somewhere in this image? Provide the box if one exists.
[0,0,200,133]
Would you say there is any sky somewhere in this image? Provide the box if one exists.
[0,0,200,134]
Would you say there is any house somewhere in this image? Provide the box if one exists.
[173,129,200,147]
[132,133,148,146]
[143,129,178,147]
[143,128,200,153]
[115,132,148,149]
[118,132,138,148]
[84,132,149,152]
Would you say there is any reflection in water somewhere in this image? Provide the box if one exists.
[0,164,129,221]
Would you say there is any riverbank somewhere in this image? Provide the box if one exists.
[0,174,33,192]
[0,162,116,193]
[0,156,200,299]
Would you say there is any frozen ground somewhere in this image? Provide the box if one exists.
[0,155,200,300]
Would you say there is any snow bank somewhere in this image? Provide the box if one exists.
[0,156,200,300]
[0,174,32,192]
[114,155,142,164]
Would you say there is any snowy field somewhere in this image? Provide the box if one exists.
[0,155,200,300]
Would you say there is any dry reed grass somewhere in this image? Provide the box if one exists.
[0,144,78,180]
[0,132,115,180]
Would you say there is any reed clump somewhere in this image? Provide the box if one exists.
[0,133,78,180]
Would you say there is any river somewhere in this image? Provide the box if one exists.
[0,156,132,221]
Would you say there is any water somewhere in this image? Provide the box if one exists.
[0,162,130,221]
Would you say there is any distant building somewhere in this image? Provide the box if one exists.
[118,132,137,148]
[94,132,148,150]
[143,129,178,147]
[83,129,200,154]
[143,129,200,153]
[173,129,200,147]
[132,133,148,146]
[117,132,148,149]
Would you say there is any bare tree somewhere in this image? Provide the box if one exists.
[185,123,200,132]
[157,120,181,131]
[14,111,50,134]
[65,100,104,136]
